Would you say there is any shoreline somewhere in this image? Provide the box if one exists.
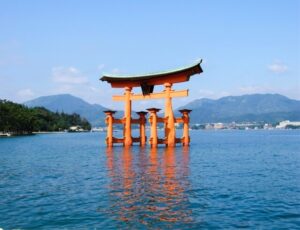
[33,131,67,134]
[0,131,91,137]
[1,128,298,137]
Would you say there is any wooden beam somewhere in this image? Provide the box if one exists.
[132,137,140,142]
[175,117,184,123]
[112,137,124,143]
[157,117,166,123]
[131,118,140,124]
[112,89,188,101]
[113,118,124,124]
[175,138,183,144]
[157,138,166,144]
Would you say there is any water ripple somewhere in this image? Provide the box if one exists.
[0,131,299,229]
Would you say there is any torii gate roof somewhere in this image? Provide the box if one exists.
[100,60,203,89]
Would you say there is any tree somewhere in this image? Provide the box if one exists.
[0,100,92,134]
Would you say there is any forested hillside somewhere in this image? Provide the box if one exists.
[0,100,91,134]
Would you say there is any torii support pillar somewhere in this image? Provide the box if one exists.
[164,83,175,147]
[124,87,133,146]
[147,108,161,148]
[136,111,148,146]
[104,110,116,147]
[179,109,192,146]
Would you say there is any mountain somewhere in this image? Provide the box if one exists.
[24,93,300,126]
[176,94,300,123]
[24,94,112,126]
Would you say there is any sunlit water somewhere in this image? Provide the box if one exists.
[0,130,299,229]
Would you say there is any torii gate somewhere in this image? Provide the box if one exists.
[100,60,203,147]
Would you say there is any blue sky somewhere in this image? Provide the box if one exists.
[0,0,299,110]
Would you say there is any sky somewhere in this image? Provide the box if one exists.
[0,0,299,110]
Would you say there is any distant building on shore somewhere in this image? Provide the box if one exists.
[69,126,88,132]
[213,123,224,129]
[276,120,300,129]
[91,127,106,132]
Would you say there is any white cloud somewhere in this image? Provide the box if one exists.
[52,66,88,84]
[268,62,288,73]
[50,65,116,106]
[0,40,25,66]
[237,85,300,99]
[238,85,271,94]
[97,64,105,71]
[195,89,230,99]
[17,88,34,100]
[55,84,73,92]
[89,86,98,92]
[111,68,120,74]
[197,89,215,97]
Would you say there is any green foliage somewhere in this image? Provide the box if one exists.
[0,100,91,134]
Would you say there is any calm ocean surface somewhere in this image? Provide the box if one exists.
[0,130,299,229]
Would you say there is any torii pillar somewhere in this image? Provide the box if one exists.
[124,86,132,146]
[179,109,192,146]
[147,108,161,148]
[164,83,175,147]
[136,111,147,146]
[104,110,116,147]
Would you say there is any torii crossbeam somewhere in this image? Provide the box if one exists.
[100,60,203,147]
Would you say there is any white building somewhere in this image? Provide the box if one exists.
[69,126,84,132]
[276,120,300,129]
[213,123,224,129]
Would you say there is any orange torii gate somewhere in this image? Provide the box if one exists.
[100,61,203,147]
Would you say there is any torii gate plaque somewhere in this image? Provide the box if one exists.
[100,60,203,147]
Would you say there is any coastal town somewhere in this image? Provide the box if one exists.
[189,120,300,130]
[90,120,300,132]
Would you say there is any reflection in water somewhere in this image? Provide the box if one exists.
[104,146,193,228]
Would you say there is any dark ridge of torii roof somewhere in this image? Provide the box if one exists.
[100,60,203,85]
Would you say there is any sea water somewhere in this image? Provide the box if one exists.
[0,130,299,229]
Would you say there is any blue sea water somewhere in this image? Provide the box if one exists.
[0,130,299,229]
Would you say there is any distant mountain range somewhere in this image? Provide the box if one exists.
[177,94,300,123]
[24,93,300,126]
[24,94,110,126]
